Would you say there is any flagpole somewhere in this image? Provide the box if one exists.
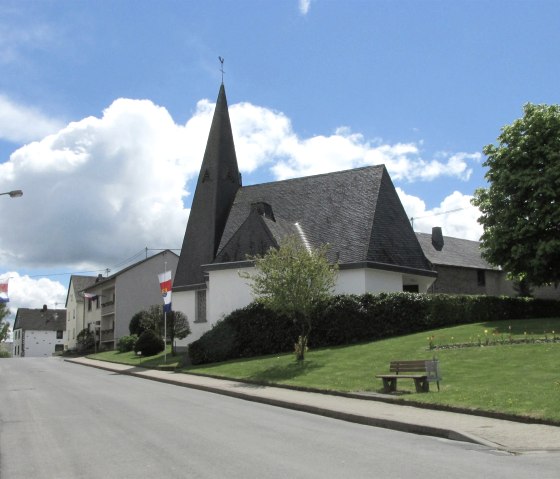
[164,260,167,364]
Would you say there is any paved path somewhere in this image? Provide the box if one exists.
[66,357,560,454]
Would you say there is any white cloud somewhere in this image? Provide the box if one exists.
[299,0,312,15]
[266,125,480,183]
[0,91,483,317]
[0,94,64,143]
[397,188,483,241]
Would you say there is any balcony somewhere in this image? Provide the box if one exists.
[100,328,114,343]
[101,300,115,316]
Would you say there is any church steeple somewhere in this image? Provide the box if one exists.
[174,84,242,290]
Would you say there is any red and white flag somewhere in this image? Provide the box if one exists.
[0,279,9,303]
[158,271,172,313]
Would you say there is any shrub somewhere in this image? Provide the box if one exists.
[117,334,138,353]
[129,311,147,336]
[76,328,94,352]
[188,293,560,365]
[134,330,164,357]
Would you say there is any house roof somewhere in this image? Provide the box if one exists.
[65,275,97,307]
[83,250,178,291]
[13,308,66,332]
[415,232,496,270]
[216,165,434,275]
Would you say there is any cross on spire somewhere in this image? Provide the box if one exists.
[218,56,225,84]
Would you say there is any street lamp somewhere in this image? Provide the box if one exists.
[0,190,23,198]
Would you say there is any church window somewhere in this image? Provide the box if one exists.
[195,290,207,323]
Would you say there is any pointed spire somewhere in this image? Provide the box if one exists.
[174,84,241,289]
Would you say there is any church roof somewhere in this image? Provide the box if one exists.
[216,165,434,275]
[175,83,435,290]
[174,84,241,289]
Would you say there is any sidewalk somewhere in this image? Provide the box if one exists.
[66,357,560,454]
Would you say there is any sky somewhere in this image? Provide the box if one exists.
[1,0,559,333]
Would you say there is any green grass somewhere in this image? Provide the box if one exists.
[89,319,560,423]
[89,345,183,369]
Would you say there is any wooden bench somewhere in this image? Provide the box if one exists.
[376,359,440,393]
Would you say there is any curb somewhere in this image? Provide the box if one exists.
[65,358,501,449]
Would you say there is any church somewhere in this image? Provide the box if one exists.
[172,82,436,344]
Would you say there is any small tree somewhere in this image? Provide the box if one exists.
[129,311,148,336]
[0,304,9,343]
[76,328,94,352]
[140,305,165,336]
[167,310,191,355]
[242,236,337,361]
[137,305,191,355]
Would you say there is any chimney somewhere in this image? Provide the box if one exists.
[432,227,444,251]
[96,274,103,282]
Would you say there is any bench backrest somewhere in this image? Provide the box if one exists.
[389,360,430,374]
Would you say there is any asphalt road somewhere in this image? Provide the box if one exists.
[1,357,558,479]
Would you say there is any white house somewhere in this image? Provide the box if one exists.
[81,250,179,351]
[12,306,67,357]
[172,83,436,346]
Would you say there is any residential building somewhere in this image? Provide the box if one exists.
[65,274,97,351]
[416,227,560,299]
[12,306,67,357]
[173,82,437,346]
[82,250,179,350]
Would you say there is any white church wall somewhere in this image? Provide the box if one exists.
[207,267,255,324]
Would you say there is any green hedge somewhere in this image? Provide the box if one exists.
[188,293,560,365]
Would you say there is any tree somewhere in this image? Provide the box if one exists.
[129,310,148,336]
[138,305,191,355]
[472,103,560,287]
[242,236,338,361]
[167,310,191,355]
[0,303,9,343]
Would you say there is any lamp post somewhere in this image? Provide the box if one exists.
[0,190,23,198]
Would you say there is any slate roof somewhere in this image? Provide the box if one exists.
[174,84,241,289]
[415,232,496,270]
[216,165,434,275]
[175,83,435,288]
[65,275,97,307]
[13,308,66,332]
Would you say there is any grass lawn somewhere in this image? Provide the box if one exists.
[89,345,183,369]
[89,318,560,423]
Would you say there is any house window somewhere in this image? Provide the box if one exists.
[477,270,486,287]
[88,300,92,311]
[56,330,63,339]
[54,344,64,352]
[195,290,207,323]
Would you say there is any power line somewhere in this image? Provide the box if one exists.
[409,207,467,228]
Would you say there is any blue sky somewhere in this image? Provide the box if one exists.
[1,0,559,327]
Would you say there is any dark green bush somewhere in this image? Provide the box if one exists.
[117,334,138,353]
[188,293,560,365]
[134,330,164,357]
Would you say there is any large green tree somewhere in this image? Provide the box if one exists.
[472,103,560,286]
[242,236,338,361]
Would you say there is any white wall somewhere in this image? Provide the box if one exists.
[21,330,66,357]
[208,267,255,323]
[173,290,202,349]
[174,266,435,348]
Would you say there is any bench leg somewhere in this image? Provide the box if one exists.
[382,377,397,393]
[414,377,429,393]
